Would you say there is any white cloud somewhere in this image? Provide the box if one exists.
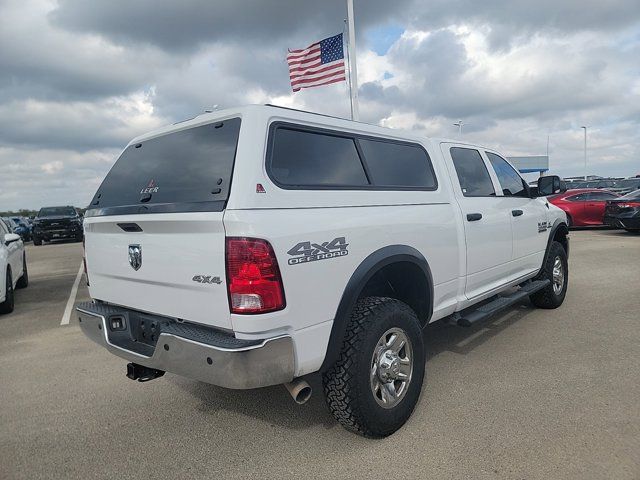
[0,0,639,210]
[0,146,119,210]
[40,160,64,174]
[0,91,169,150]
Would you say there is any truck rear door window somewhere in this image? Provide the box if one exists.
[358,139,437,189]
[269,127,369,187]
[89,118,241,215]
[450,147,496,197]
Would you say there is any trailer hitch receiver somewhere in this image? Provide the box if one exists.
[126,362,165,382]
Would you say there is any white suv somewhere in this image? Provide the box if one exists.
[78,105,569,437]
[0,219,28,313]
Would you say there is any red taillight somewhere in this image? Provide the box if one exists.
[225,237,285,314]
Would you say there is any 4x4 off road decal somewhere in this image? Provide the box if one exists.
[287,237,349,265]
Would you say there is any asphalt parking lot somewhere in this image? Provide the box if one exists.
[0,230,638,479]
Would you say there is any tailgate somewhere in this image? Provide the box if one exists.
[83,116,242,330]
[85,213,231,329]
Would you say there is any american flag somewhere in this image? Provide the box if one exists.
[287,33,346,92]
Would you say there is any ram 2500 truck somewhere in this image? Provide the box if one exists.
[77,105,569,438]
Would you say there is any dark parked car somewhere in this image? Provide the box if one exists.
[567,179,618,190]
[32,206,84,245]
[604,189,640,232]
[10,217,32,241]
[609,178,640,196]
[1,217,31,241]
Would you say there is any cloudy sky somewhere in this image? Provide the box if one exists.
[1,0,639,210]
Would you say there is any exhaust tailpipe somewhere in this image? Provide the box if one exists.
[284,379,312,404]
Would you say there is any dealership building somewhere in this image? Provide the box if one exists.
[507,155,549,176]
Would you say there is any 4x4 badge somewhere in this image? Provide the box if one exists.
[192,275,222,285]
[128,244,142,271]
[287,236,349,265]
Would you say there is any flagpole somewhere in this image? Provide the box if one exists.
[346,0,359,121]
[343,20,354,120]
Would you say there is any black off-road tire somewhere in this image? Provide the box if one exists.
[33,236,42,246]
[530,241,568,309]
[322,297,425,438]
[16,254,28,289]
[0,270,14,314]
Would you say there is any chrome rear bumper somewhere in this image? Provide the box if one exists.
[76,302,295,389]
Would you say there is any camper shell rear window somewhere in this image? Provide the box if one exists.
[87,118,241,217]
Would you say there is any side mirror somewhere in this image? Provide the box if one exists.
[537,175,567,197]
[4,233,21,245]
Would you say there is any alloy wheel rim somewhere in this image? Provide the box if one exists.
[370,327,413,409]
[552,256,564,295]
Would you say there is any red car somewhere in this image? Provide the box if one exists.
[548,188,619,227]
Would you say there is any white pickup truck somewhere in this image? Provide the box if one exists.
[77,105,569,438]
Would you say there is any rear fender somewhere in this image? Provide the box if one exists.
[320,245,433,371]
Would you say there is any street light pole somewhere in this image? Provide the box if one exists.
[580,126,587,180]
[453,120,463,136]
[546,134,550,158]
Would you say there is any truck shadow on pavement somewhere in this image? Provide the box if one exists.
[423,301,536,358]
[173,373,338,431]
[596,229,639,237]
[172,301,537,433]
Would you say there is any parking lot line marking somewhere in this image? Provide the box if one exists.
[60,262,84,326]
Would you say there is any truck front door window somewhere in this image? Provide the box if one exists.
[486,152,528,197]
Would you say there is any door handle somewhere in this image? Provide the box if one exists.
[512,209,524,217]
[466,213,482,221]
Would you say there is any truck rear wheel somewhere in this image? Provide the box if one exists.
[322,297,425,438]
[530,241,568,309]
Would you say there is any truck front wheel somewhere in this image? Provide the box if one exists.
[322,297,425,438]
[530,241,568,309]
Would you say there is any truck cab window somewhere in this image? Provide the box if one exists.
[486,152,528,197]
[450,147,495,197]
